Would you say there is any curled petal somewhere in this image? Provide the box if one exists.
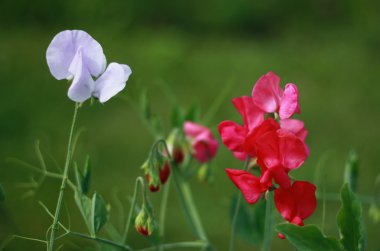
[94,63,132,103]
[218,121,247,160]
[255,130,280,169]
[251,72,283,113]
[46,30,106,80]
[279,84,300,119]
[274,181,317,225]
[232,96,264,131]
[225,169,268,204]
[277,129,308,170]
[67,50,94,102]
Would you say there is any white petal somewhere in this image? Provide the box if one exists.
[67,50,94,102]
[46,30,106,80]
[94,63,132,103]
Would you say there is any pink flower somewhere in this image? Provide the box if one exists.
[218,96,264,160]
[274,181,317,226]
[251,72,300,120]
[183,121,219,163]
[225,169,271,204]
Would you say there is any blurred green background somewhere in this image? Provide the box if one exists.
[1,0,380,250]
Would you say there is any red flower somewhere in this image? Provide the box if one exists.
[225,169,271,204]
[274,181,317,226]
[218,96,264,160]
[251,72,300,120]
[255,128,308,189]
[183,121,219,163]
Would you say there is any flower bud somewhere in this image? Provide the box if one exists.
[141,160,160,192]
[134,206,155,236]
[159,162,171,184]
[166,129,187,165]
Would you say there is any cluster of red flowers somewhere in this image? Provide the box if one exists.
[218,72,316,236]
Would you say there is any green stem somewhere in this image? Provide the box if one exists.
[122,177,145,244]
[172,167,214,251]
[137,241,207,251]
[228,158,250,251]
[159,177,171,251]
[47,103,79,251]
[68,231,132,251]
[262,192,274,251]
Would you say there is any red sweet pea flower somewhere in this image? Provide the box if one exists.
[255,128,308,189]
[218,96,264,160]
[183,121,219,163]
[225,169,271,204]
[274,181,317,226]
[251,72,300,120]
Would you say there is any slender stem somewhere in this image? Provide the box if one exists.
[172,167,214,251]
[262,192,274,251]
[122,177,145,244]
[68,231,132,251]
[229,158,250,251]
[137,241,208,251]
[159,177,171,251]
[48,103,80,251]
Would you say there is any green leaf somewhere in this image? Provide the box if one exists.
[74,157,92,195]
[344,150,359,192]
[91,193,108,234]
[229,195,266,246]
[337,183,365,251]
[0,183,5,202]
[74,190,94,236]
[276,224,343,251]
[171,105,183,128]
[82,156,92,194]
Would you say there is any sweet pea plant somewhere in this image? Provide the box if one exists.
[2,30,380,251]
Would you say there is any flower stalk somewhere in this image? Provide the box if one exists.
[47,103,80,251]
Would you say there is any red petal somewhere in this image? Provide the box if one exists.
[277,129,308,170]
[218,121,247,160]
[225,169,268,204]
[232,96,264,131]
[274,181,317,225]
[251,72,283,113]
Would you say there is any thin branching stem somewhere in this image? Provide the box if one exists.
[137,241,208,251]
[48,103,80,251]
[159,176,171,251]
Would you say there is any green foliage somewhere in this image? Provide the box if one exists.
[344,150,359,192]
[276,224,343,251]
[75,190,108,237]
[0,183,5,202]
[91,193,108,234]
[229,195,266,246]
[74,156,92,195]
[337,183,366,251]
[171,106,184,128]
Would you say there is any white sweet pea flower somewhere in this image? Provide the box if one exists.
[46,30,131,103]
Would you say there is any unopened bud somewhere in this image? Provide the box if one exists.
[159,162,171,184]
[134,206,155,236]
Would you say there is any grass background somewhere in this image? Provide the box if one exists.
[0,0,380,250]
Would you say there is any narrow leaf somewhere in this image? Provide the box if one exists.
[276,224,343,251]
[91,193,108,234]
[82,156,92,195]
[184,103,200,122]
[74,163,84,194]
[141,89,151,120]
[74,190,94,236]
[337,183,365,251]
[344,150,359,192]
